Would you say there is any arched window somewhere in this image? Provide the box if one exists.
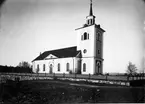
[84,32,87,40]
[87,20,89,25]
[37,64,39,73]
[83,63,86,72]
[87,33,89,39]
[58,63,60,71]
[43,64,45,71]
[66,63,69,71]
[37,64,39,70]
[90,19,92,25]
[49,64,53,74]
[98,50,100,54]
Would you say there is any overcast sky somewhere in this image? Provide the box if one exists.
[0,0,145,73]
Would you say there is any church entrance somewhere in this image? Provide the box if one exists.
[96,61,101,74]
[49,64,53,74]
[97,63,100,74]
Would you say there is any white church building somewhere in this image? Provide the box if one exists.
[32,0,105,75]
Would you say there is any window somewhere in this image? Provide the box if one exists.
[58,63,60,71]
[43,64,45,71]
[49,64,53,74]
[66,63,69,71]
[90,19,92,25]
[98,33,101,41]
[37,64,39,70]
[98,50,100,54]
[83,63,86,72]
[37,64,39,73]
[87,33,89,39]
[87,20,89,25]
[84,32,87,40]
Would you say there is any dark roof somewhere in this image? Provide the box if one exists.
[75,24,105,32]
[32,46,80,62]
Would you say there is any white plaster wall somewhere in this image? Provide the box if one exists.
[76,25,95,57]
[81,58,94,74]
[33,57,76,74]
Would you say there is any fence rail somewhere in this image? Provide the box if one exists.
[0,72,144,82]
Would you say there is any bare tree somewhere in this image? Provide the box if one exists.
[18,61,31,68]
[126,62,137,75]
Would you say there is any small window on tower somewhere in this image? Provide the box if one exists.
[90,19,92,25]
[98,33,101,41]
[87,33,89,39]
[98,50,100,54]
[84,32,87,40]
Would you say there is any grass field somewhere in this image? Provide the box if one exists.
[0,79,144,103]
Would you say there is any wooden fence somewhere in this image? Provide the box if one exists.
[0,72,144,82]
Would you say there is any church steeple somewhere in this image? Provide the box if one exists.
[86,0,95,26]
[89,0,93,16]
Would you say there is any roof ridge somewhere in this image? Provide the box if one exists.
[44,46,77,53]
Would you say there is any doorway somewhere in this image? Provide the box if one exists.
[96,61,101,74]
[49,64,53,74]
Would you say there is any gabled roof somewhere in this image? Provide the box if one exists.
[32,46,80,62]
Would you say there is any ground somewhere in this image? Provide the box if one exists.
[0,79,144,103]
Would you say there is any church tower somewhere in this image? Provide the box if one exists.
[76,0,105,74]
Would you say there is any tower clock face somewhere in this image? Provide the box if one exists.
[83,49,87,53]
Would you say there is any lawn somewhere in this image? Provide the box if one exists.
[0,79,144,103]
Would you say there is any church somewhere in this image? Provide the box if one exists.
[32,0,105,75]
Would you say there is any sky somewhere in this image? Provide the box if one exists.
[0,0,145,73]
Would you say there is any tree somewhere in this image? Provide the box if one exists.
[18,61,31,68]
[126,62,137,75]
[17,61,32,73]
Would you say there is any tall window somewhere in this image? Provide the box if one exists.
[83,63,86,72]
[87,33,89,39]
[90,19,92,25]
[58,63,60,71]
[49,64,53,74]
[98,50,100,54]
[43,64,45,71]
[84,32,87,40]
[37,64,39,73]
[66,63,69,71]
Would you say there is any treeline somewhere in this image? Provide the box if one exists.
[0,65,32,73]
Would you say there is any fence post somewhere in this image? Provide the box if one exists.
[89,73,90,79]
[53,73,55,78]
[38,73,39,80]
[132,75,134,80]
[63,73,65,78]
[127,75,129,82]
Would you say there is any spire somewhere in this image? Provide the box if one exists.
[85,0,95,26]
[89,0,93,16]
